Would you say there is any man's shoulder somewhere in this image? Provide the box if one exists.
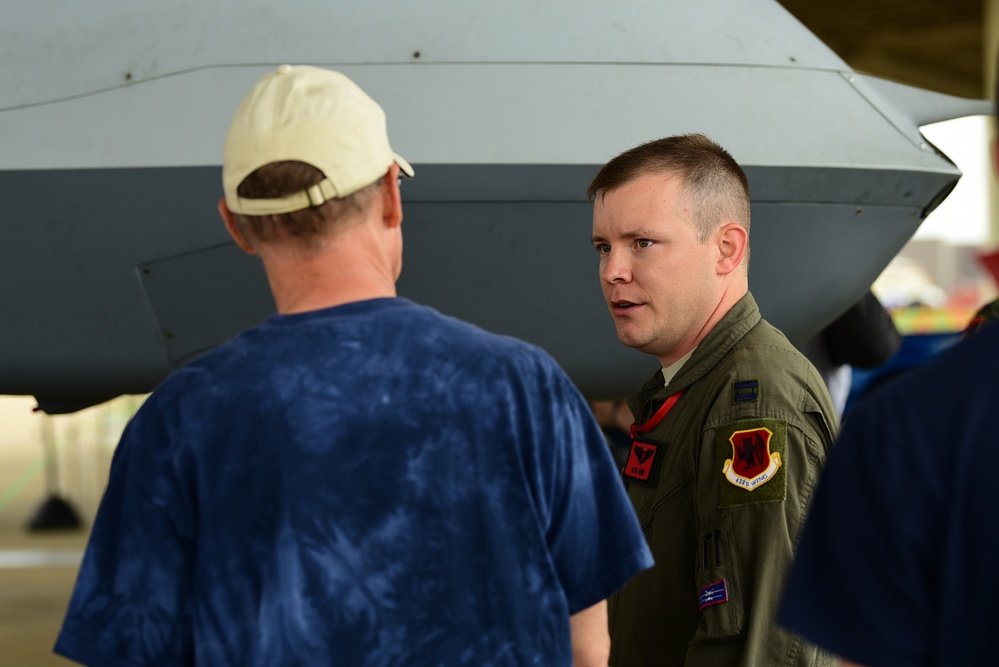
[700,317,838,430]
[732,317,812,371]
[742,316,796,347]
[683,310,817,396]
[190,297,543,360]
[160,298,568,397]
[410,304,555,364]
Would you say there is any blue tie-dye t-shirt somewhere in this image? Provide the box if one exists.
[56,298,652,666]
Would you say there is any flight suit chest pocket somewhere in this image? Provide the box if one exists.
[630,439,694,530]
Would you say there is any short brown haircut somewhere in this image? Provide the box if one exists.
[234,161,377,251]
[587,134,751,244]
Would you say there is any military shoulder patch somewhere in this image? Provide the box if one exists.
[716,418,787,508]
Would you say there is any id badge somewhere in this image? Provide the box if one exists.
[622,436,663,486]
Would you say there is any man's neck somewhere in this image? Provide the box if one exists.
[656,284,748,368]
[661,349,695,386]
[263,230,399,314]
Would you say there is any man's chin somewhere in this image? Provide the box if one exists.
[615,330,650,353]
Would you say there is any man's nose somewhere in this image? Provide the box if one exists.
[601,250,631,284]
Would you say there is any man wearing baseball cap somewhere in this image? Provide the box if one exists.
[55,65,652,666]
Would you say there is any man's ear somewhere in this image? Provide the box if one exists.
[218,198,258,255]
[380,163,404,229]
[716,222,748,276]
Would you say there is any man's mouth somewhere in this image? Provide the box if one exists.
[611,300,640,312]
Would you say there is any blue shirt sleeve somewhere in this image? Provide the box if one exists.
[55,400,195,666]
[529,363,654,614]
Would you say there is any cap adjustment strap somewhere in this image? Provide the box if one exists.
[305,179,336,207]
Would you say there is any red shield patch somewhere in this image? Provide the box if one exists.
[723,427,782,491]
[718,419,787,503]
[730,428,771,478]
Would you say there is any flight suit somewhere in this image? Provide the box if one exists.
[609,292,838,667]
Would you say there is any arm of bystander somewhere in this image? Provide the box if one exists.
[569,600,610,667]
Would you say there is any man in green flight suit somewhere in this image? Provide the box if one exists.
[588,133,839,666]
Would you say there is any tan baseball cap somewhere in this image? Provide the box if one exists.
[222,64,414,216]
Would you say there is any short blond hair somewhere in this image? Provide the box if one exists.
[587,134,751,245]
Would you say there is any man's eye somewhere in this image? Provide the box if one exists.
[594,244,611,254]
[636,239,654,249]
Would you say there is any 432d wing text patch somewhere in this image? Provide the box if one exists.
[716,418,787,508]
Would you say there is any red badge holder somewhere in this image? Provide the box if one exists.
[623,436,661,485]
[622,390,683,486]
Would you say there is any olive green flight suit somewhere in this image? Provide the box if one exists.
[609,293,838,667]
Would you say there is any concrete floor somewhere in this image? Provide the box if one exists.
[0,554,83,666]
[0,396,140,666]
